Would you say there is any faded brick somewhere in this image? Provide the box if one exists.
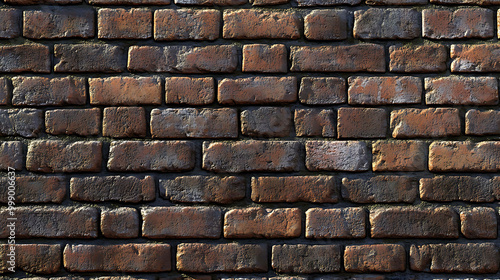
[23,8,94,39]
[305,10,347,40]
[0,109,43,137]
[12,76,86,106]
[429,141,500,172]
[342,176,417,203]
[70,176,155,202]
[306,141,370,171]
[425,76,498,105]
[354,8,421,39]
[165,77,215,105]
[251,0,288,4]
[6,0,81,3]
[391,108,461,138]
[0,45,50,73]
[297,0,361,6]
[295,109,335,137]
[45,108,100,136]
[306,208,366,239]
[154,9,219,41]
[272,245,341,273]
[337,108,387,138]
[54,44,126,73]
[423,9,494,39]
[98,8,152,39]
[243,44,287,73]
[466,109,500,135]
[345,245,406,272]
[89,0,170,3]
[174,0,246,5]
[460,207,497,239]
[390,45,447,73]
[241,107,292,137]
[223,10,300,39]
[0,141,22,171]
[348,76,422,105]
[299,77,346,105]
[0,9,20,38]
[101,208,140,238]
[367,0,426,4]
[0,176,65,203]
[103,107,147,138]
[218,77,297,105]
[0,78,9,105]
[431,0,500,3]
[420,176,495,202]
[372,140,427,171]
[451,44,500,72]
[0,244,61,274]
[89,77,161,105]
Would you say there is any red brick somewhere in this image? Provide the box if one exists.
[370,207,459,238]
[151,108,238,138]
[354,8,420,39]
[0,244,61,274]
[161,176,246,204]
[0,176,65,203]
[306,141,370,171]
[154,9,219,41]
[297,0,361,6]
[0,78,9,105]
[45,108,100,136]
[27,140,102,173]
[305,208,366,239]
[165,77,215,105]
[0,108,43,137]
[272,245,341,273]
[372,140,427,171]
[295,109,335,137]
[390,45,447,73]
[425,76,498,105]
[224,208,301,238]
[460,207,497,239]
[410,243,499,273]
[0,45,50,73]
[223,10,300,39]
[70,175,155,202]
[54,44,126,73]
[299,77,346,105]
[101,208,140,238]
[12,76,86,106]
[429,141,500,172]
[142,207,221,238]
[0,141,22,171]
[291,45,385,72]
[348,76,422,105]
[218,77,297,105]
[466,109,500,135]
[89,0,170,3]
[451,44,500,72]
[176,243,267,273]
[103,107,147,138]
[64,244,171,272]
[242,44,287,73]
[98,8,151,39]
[23,8,94,39]
[0,9,20,39]
[420,176,495,202]
[203,141,300,173]
[337,108,387,138]
[390,108,460,138]
[344,245,406,272]
[342,176,417,203]
[423,9,493,39]
[241,107,292,137]
[89,77,161,105]
[305,10,347,40]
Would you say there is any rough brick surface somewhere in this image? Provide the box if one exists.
[372,140,427,171]
[423,9,493,39]
[241,107,292,137]
[223,10,300,39]
[466,109,500,135]
[0,45,50,73]
[162,176,246,203]
[103,107,147,138]
[0,244,61,274]
[425,76,498,105]
[344,245,406,272]
[419,176,495,202]
[165,77,215,105]
[295,109,335,137]
[54,44,126,73]
[90,77,161,105]
[337,108,387,138]
[305,10,347,40]
[154,9,219,41]
[218,77,297,105]
[243,44,287,73]
[101,208,140,238]
[0,108,43,137]
[306,141,370,171]
[354,8,421,39]
[348,76,421,105]
[299,77,346,105]
[0,78,9,105]
[451,44,500,72]
[70,176,155,202]
[429,141,500,172]
[45,108,101,136]
[342,176,417,203]
[98,8,152,39]
[0,141,23,171]
[0,176,65,203]
[390,45,447,73]
[460,207,497,239]
[272,245,341,273]
[0,9,20,39]
[390,108,461,138]
[24,8,94,39]
[12,76,86,106]
[305,208,366,238]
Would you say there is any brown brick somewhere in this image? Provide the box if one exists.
[165,77,215,105]
[142,207,221,238]
[354,8,420,39]
[370,207,459,238]
[295,109,335,137]
[305,10,347,40]
[242,44,287,73]
[305,208,366,239]
[177,243,267,273]
[367,0,426,4]
[89,77,161,105]
[423,9,493,39]
[27,140,102,173]
[299,77,346,105]
[0,109,43,137]
[54,44,126,73]
[89,0,170,3]
[98,8,151,39]
[390,108,460,138]
[425,76,498,105]
[64,244,171,272]
[344,245,406,272]
[203,141,300,173]
[103,107,147,138]
[70,176,155,202]
[24,8,94,39]
[0,78,9,105]
[348,76,422,105]
[291,45,385,72]
[272,245,341,273]
[175,0,246,4]
[306,141,370,171]
[45,108,100,136]
[0,141,22,171]
[241,107,292,137]
[429,141,500,172]
[161,176,246,204]
[251,0,288,4]
[420,176,495,202]
[372,140,427,171]
[0,45,50,73]
[0,176,65,203]
[460,207,497,239]
[0,244,61,274]
[390,45,447,73]
[6,0,81,3]
[154,9,219,41]
[101,208,140,238]
[218,77,297,105]
[338,108,387,138]
[223,10,300,39]
[12,76,86,106]
[451,44,500,72]
[297,0,361,6]
[410,243,499,273]
[252,176,337,203]
[0,9,20,39]
[431,0,500,3]
[342,176,417,203]
[224,208,301,238]
[466,109,500,135]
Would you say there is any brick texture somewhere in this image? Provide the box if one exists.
[305,208,366,238]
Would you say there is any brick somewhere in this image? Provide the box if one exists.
[0,45,50,73]
[0,207,98,238]
[23,8,94,39]
[218,77,297,105]
[410,243,499,273]
[128,45,237,73]
[45,108,100,136]
[423,9,493,39]
[161,176,246,204]
[348,76,422,105]
[108,141,195,172]
[241,107,292,137]
[27,141,102,173]
[420,176,495,202]
[177,243,267,273]
[0,176,65,203]
[243,44,287,73]
[295,109,335,137]
[372,140,427,171]
[203,141,300,173]
[337,108,387,138]
[0,109,43,137]
[354,8,420,39]
[142,207,221,238]
[251,176,338,203]
[367,0,426,4]
[0,244,60,274]
[299,77,346,105]
[175,0,246,4]
[342,176,417,203]
[223,10,300,39]
[0,78,9,105]
[88,0,170,3]
[151,108,238,138]
[390,108,460,138]
[251,0,288,4]
[370,207,459,238]
[12,76,86,106]
[154,9,219,41]
[272,245,341,273]
[429,141,500,172]
[0,141,23,171]
[89,77,161,105]
[431,0,500,3]
[344,245,406,272]
[70,176,155,202]
[466,109,500,135]
[390,45,447,73]
[425,76,498,105]
[304,10,347,40]
[101,208,139,238]
[64,244,171,272]
[54,44,126,73]
[6,0,81,3]
[98,8,151,39]
[460,207,497,239]
[306,141,370,171]
[165,77,214,105]
[224,208,301,238]
[451,44,500,72]
[0,9,20,38]
[305,208,366,239]
[297,0,361,6]
[103,107,147,138]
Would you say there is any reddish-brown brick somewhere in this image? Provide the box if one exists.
[429,141,500,172]
[89,77,161,105]
[223,10,299,39]
[0,45,50,73]
[0,9,20,39]
[305,208,366,239]
[337,108,387,138]
[367,0,426,4]
[242,44,287,73]
[252,176,337,203]
[101,208,140,238]
[451,44,500,72]
[70,176,155,202]
[354,8,420,39]
[348,76,422,105]
[0,244,61,274]
[425,76,498,105]
[0,141,22,171]
[54,44,126,73]
[342,176,417,203]
[89,0,170,3]
[0,78,9,105]
[372,140,427,171]
[241,107,292,137]
[390,45,447,73]
[175,0,246,5]
[295,109,335,137]
[423,9,493,39]
[0,109,43,137]
[344,245,406,272]
[420,176,495,202]
[45,108,100,136]
[103,107,147,138]
[299,77,346,105]
[218,77,297,105]
[390,108,460,138]
[98,8,152,39]
[166,77,215,105]
[460,207,497,239]
[0,176,65,203]
[23,8,94,39]
[154,9,219,41]
[12,76,86,106]
[306,141,370,171]
[466,109,500,135]
[297,0,361,6]
[272,245,341,273]
[304,10,347,40]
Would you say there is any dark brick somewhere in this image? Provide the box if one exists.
[299,77,346,105]
[390,45,447,73]
[466,109,500,135]
[0,109,43,137]
[295,109,335,137]
[372,140,427,171]
[174,0,246,5]
[89,0,170,3]
[101,208,140,238]
[165,77,215,105]
[344,245,406,272]
[0,176,65,203]
[0,78,9,105]
[0,244,61,274]
[12,76,86,106]
[348,76,422,105]
[0,9,21,38]
[342,176,417,203]
[6,0,81,3]
[306,141,370,171]
[241,107,292,137]
[218,77,297,105]
[390,108,461,138]
[425,76,498,105]
[70,175,155,202]
[423,8,494,39]
[0,45,50,73]
[243,44,287,73]
[0,141,23,171]
[305,208,366,238]
[337,108,387,138]
[460,207,497,239]
[305,10,347,40]
[23,8,94,39]
[54,44,126,73]
[451,44,500,72]
[367,0,426,4]
[354,8,420,39]
[45,108,100,136]
[223,10,300,39]
[98,8,152,39]
[429,141,500,172]
[272,245,341,273]
[89,77,161,105]
[297,0,361,6]
[154,9,219,41]
[420,176,495,202]
[103,107,147,138]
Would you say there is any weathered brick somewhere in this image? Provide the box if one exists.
[101,208,139,238]
[218,77,297,105]
[27,141,102,173]
[390,45,447,73]
[431,0,500,3]
[223,10,300,39]
[0,109,43,137]
[460,207,497,239]
[224,208,301,238]
[338,108,387,138]
[372,140,427,171]
[89,77,161,105]
[291,45,385,72]
[203,141,300,173]
[306,141,370,171]
[367,0,426,4]
[348,76,421,105]
[0,141,22,171]
[0,45,50,73]
[299,77,346,105]
[305,10,348,41]
[12,76,86,106]
[370,207,459,238]
[425,76,498,105]
[64,244,171,272]
[451,44,500,72]
[70,176,155,202]
[390,108,461,138]
[305,208,366,239]
[241,107,292,137]
[297,0,361,6]
[243,44,287,73]
[88,0,170,3]
[429,141,500,172]
[175,0,246,5]
[54,44,126,73]
[98,8,151,39]
[6,0,81,3]
[177,243,267,273]
[108,141,195,172]
[103,107,147,138]
[272,245,341,273]
[344,245,406,272]
[0,244,61,274]
[0,176,65,203]
[342,176,417,203]
[250,0,288,4]
[420,176,495,202]
[423,9,493,39]
[0,9,20,39]
[0,78,9,105]
[295,109,335,137]
[354,9,420,39]
[23,8,94,39]
[142,207,221,238]
[252,176,337,203]
[165,77,215,105]
[466,109,500,135]
[154,9,219,41]
[45,108,100,136]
